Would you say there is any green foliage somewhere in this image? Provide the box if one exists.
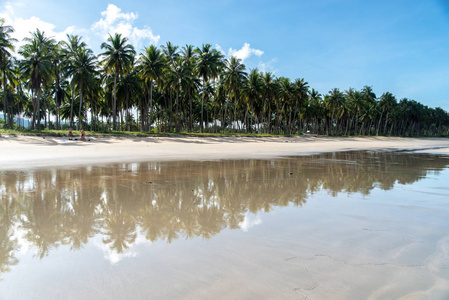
[0,22,447,137]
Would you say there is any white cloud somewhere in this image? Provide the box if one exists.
[0,3,76,51]
[228,43,264,62]
[215,43,225,56]
[239,212,262,232]
[91,4,160,50]
[0,2,160,54]
[258,58,278,74]
[94,231,150,265]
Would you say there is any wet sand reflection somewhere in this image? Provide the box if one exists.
[1,151,449,299]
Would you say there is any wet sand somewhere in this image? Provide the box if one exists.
[0,135,448,170]
[0,153,448,299]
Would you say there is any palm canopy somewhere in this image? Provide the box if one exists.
[64,48,98,91]
[194,44,224,83]
[100,33,135,75]
[222,56,247,96]
[19,29,55,92]
[0,18,16,63]
[137,45,165,85]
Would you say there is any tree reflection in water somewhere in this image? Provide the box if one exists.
[1,151,448,278]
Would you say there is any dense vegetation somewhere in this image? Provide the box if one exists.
[1,19,448,136]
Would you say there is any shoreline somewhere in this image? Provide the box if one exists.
[1,135,449,170]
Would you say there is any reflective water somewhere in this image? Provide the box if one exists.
[1,151,449,299]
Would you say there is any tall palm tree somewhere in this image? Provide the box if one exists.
[222,56,246,132]
[324,88,345,135]
[1,57,19,129]
[378,92,397,135]
[293,78,309,134]
[194,44,224,132]
[181,45,197,132]
[64,47,98,129]
[243,69,263,133]
[137,45,165,131]
[100,33,135,131]
[61,34,88,128]
[261,72,277,133]
[0,18,17,128]
[276,77,294,134]
[19,29,55,129]
[117,65,140,131]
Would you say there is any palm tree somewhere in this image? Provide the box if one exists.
[181,45,198,132]
[194,44,224,132]
[293,78,309,134]
[243,69,263,133]
[61,35,88,128]
[64,47,98,129]
[261,72,277,133]
[117,64,140,131]
[137,45,165,131]
[324,88,345,135]
[100,33,135,131]
[0,18,17,128]
[222,56,246,132]
[1,57,19,129]
[276,77,294,134]
[377,92,397,135]
[19,29,55,129]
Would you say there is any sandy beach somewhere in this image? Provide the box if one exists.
[1,135,449,170]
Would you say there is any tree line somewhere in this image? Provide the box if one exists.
[1,19,448,136]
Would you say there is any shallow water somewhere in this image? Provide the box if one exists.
[1,151,449,299]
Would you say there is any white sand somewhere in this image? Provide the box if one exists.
[1,135,449,170]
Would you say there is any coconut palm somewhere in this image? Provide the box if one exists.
[222,56,246,132]
[19,29,55,129]
[324,88,345,135]
[64,47,98,129]
[293,78,309,133]
[243,69,263,132]
[137,45,165,131]
[276,77,295,134]
[261,72,277,133]
[117,64,141,131]
[1,57,19,128]
[61,35,89,127]
[100,33,135,131]
[181,45,198,131]
[194,44,224,132]
[0,18,17,128]
[377,92,397,135]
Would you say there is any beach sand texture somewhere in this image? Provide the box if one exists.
[1,135,448,170]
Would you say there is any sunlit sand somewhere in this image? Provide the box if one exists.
[0,135,448,170]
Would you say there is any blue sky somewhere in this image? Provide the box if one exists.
[1,0,448,110]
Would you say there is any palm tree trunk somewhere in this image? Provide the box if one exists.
[200,90,204,133]
[175,89,179,132]
[189,89,193,132]
[148,81,153,131]
[113,72,118,131]
[31,89,39,130]
[78,84,83,130]
[2,73,8,128]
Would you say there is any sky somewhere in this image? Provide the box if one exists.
[1,0,449,110]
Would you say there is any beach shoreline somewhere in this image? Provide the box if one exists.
[1,135,449,170]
